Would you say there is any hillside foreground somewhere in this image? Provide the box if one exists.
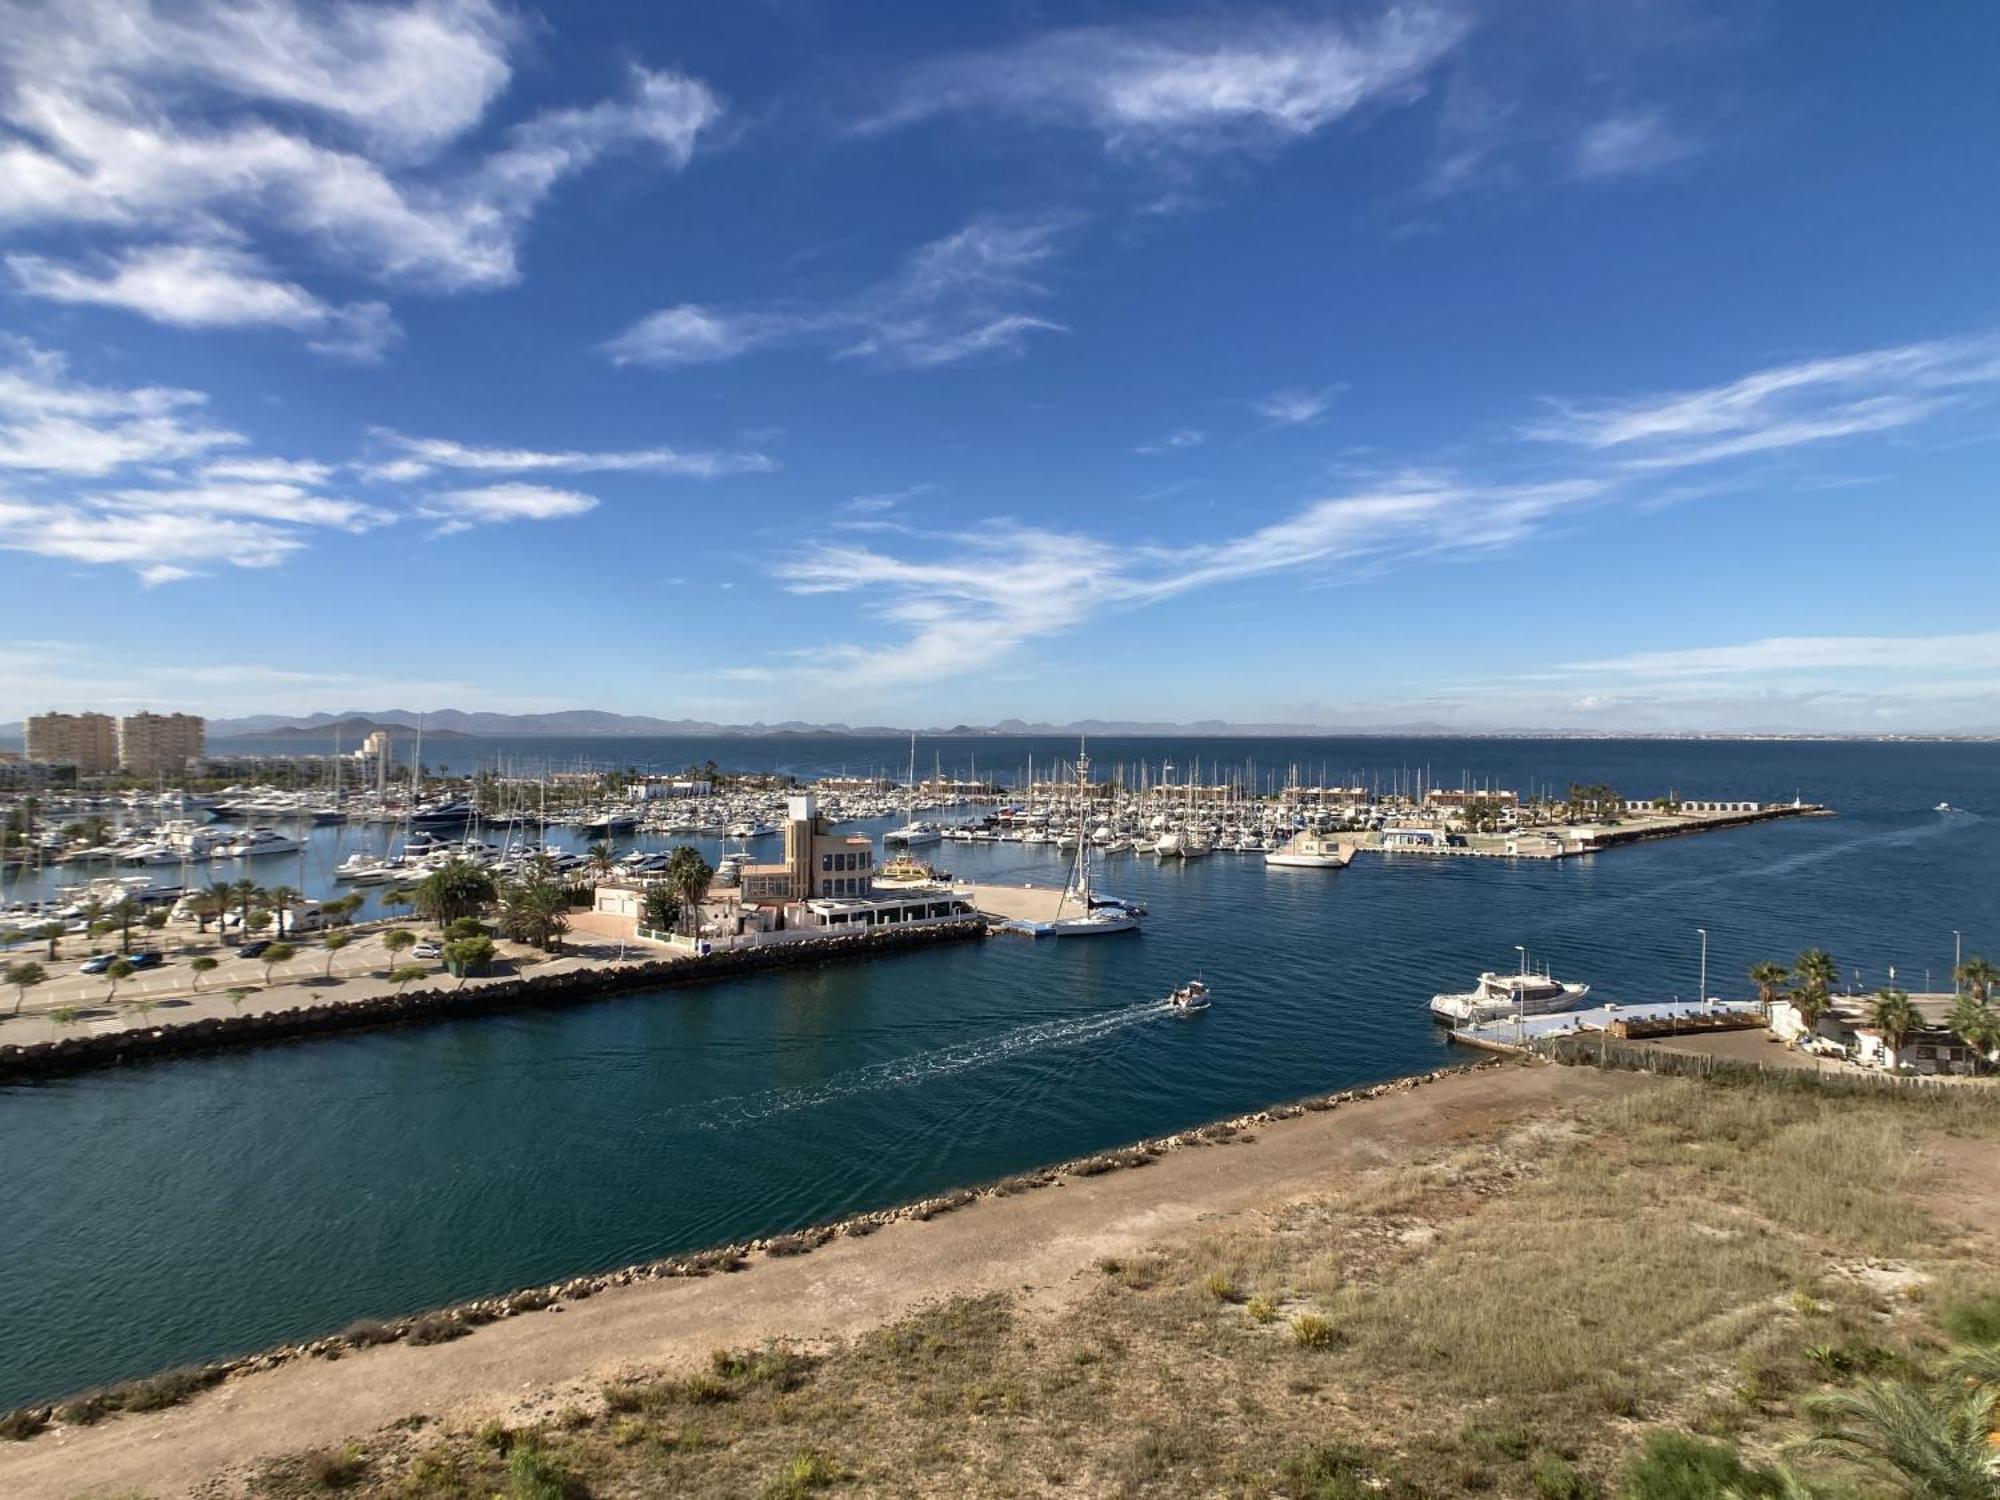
[7,1060,1998,1498]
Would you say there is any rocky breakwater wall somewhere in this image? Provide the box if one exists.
[0,921,988,1085]
[0,1060,1505,1441]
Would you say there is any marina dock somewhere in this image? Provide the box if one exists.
[1445,1000,1766,1053]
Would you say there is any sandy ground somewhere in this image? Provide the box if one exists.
[0,1063,1641,1499]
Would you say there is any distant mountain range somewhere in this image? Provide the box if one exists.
[202,711,1399,740]
[0,708,1993,745]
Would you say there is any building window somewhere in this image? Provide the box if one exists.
[821,879,831,895]
[821,855,831,871]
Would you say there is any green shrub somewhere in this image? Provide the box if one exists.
[1202,1271,1239,1303]
[505,1439,578,1500]
[340,1319,399,1347]
[1246,1295,1278,1324]
[406,1312,470,1346]
[764,1447,837,1498]
[1940,1290,2000,1346]
[1620,1432,1782,1500]
[0,1407,47,1440]
[1279,1442,1397,1500]
[1531,1454,1597,1499]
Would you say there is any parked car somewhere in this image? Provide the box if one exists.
[411,941,441,959]
[237,939,272,959]
[129,951,166,970]
[80,953,117,974]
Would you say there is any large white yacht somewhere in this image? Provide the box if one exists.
[1430,956,1590,1024]
[1265,828,1354,869]
[218,827,304,858]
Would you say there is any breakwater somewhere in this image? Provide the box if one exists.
[0,922,987,1084]
[0,1058,1502,1438]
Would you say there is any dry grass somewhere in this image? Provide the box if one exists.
[245,1075,2000,1498]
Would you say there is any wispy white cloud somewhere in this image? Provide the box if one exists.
[0,341,243,476]
[605,218,1067,370]
[0,1,722,349]
[1571,109,1700,181]
[1135,428,1206,455]
[418,481,598,535]
[1553,632,2000,681]
[1524,335,2000,469]
[364,429,778,482]
[0,339,383,581]
[736,472,1603,692]
[8,244,400,360]
[1250,386,1340,428]
[867,6,1468,154]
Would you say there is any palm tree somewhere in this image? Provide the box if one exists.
[103,957,134,1006]
[189,955,218,992]
[225,987,252,1013]
[265,885,300,938]
[380,885,416,922]
[231,879,262,935]
[5,960,47,1015]
[190,884,231,937]
[1795,949,1840,1027]
[1946,993,2000,1073]
[1869,988,1921,1068]
[666,846,714,938]
[36,921,64,962]
[587,840,617,880]
[1956,955,1999,1005]
[389,964,428,994]
[1794,1375,1999,1498]
[321,930,351,978]
[1749,961,1792,1009]
[49,1004,80,1039]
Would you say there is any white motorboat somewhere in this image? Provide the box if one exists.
[1170,979,1211,1014]
[1265,829,1353,869]
[1430,956,1590,1024]
[1935,801,1960,814]
[219,827,304,858]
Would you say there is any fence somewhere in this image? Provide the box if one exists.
[1529,1032,1973,1096]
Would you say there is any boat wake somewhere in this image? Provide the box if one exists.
[680,999,1177,1129]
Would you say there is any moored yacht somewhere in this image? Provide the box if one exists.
[1264,828,1353,869]
[1430,955,1590,1024]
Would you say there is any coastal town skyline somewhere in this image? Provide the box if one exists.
[2,2,1997,734]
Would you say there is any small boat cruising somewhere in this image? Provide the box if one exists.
[1935,801,1961,814]
[1264,828,1353,869]
[1170,979,1211,1014]
[1430,953,1589,1025]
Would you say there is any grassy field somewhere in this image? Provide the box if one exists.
[239,1073,2000,1498]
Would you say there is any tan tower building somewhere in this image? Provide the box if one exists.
[117,712,206,775]
[24,711,118,774]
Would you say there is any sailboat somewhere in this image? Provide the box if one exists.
[884,732,943,846]
[1046,742,1143,936]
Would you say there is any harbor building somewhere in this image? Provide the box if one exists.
[118,712,206,775]
[25,711,118,774]
[738,794,878,902]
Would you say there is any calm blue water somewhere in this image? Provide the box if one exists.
[0,738,1994,1408]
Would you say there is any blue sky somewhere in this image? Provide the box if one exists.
[1,0,1996,732]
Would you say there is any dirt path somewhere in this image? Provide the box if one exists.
[1,1063,1641,1499]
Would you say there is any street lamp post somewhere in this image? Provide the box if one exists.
[1955,930,1963,995]
[1515,944,1526,1042]
[1697,927,1708,1011]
